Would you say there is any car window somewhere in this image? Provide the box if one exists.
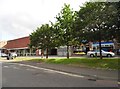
[95,50,100,52]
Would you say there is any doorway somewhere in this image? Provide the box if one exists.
[50,49,57,55]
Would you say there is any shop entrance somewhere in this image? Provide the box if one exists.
[50,49,57,55]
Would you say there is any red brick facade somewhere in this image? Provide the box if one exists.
[4,36,30,49]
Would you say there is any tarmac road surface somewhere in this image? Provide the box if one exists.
[1,62,118,87]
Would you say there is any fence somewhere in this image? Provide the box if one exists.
[17,53,36,56]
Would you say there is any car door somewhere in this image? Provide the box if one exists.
[101,50,107,56]
[97,50,105,56]
[96,50,100,56]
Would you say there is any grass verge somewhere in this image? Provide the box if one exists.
[14,57,120,70]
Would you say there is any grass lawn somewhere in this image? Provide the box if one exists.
[14,57,120,70]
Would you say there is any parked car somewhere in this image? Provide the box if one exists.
[1,53,8,57]
[6,52,17,60]
[11,52,17,58]
[87,50,115,57]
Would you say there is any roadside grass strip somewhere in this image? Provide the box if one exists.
[4,57,120,70]
[28,58,119,70]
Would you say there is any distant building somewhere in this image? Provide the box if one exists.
[2,36,58,56]
[0,41,7,55]
[90,41,115,52]
[1,36,73,56]
[1,36,118,57]
[72,41,115,54]
[0,41,7,48]
[57,46,73,56]
[3,36,35,56]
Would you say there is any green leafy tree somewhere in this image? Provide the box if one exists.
[56,4,76,59]
[30,24,59,59]
[75,2,119,59]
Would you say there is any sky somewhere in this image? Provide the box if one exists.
[0,0,88,41]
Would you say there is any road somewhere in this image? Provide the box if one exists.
[1,62,118,87]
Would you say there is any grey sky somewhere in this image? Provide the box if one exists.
[0,0,88,41]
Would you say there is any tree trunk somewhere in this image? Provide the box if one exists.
[46,48,48,59]
[41,49,44,58]
[67,45,69,59]
[99,31,102,59]
[113,38,118,55]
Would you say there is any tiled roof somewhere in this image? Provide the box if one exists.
[4,36,30,49]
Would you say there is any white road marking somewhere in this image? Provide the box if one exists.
[118,82,120,84]
[13,67,19,69]
[3,66,9,68]
[26,68,35,71]
[44,70,57,74]
[8,63,84,78]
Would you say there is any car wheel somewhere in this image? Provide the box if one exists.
[107,54,112,57]
[90,54,94,57]
[7,57,9,60]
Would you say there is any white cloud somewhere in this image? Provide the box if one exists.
[0,0,88,41]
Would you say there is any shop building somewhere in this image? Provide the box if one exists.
[2,36,73,56]
[2,36,58,56]
[0,41,7,56]
[1,36,118,56]
[3,36,36,56]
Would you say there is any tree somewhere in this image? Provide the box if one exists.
[56,4,76,59]
[30,24,59,59]
[75,2,119,59]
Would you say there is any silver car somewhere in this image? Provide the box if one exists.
[11,52,17,58]
[87,50,115,57]
[1,53,7,57]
